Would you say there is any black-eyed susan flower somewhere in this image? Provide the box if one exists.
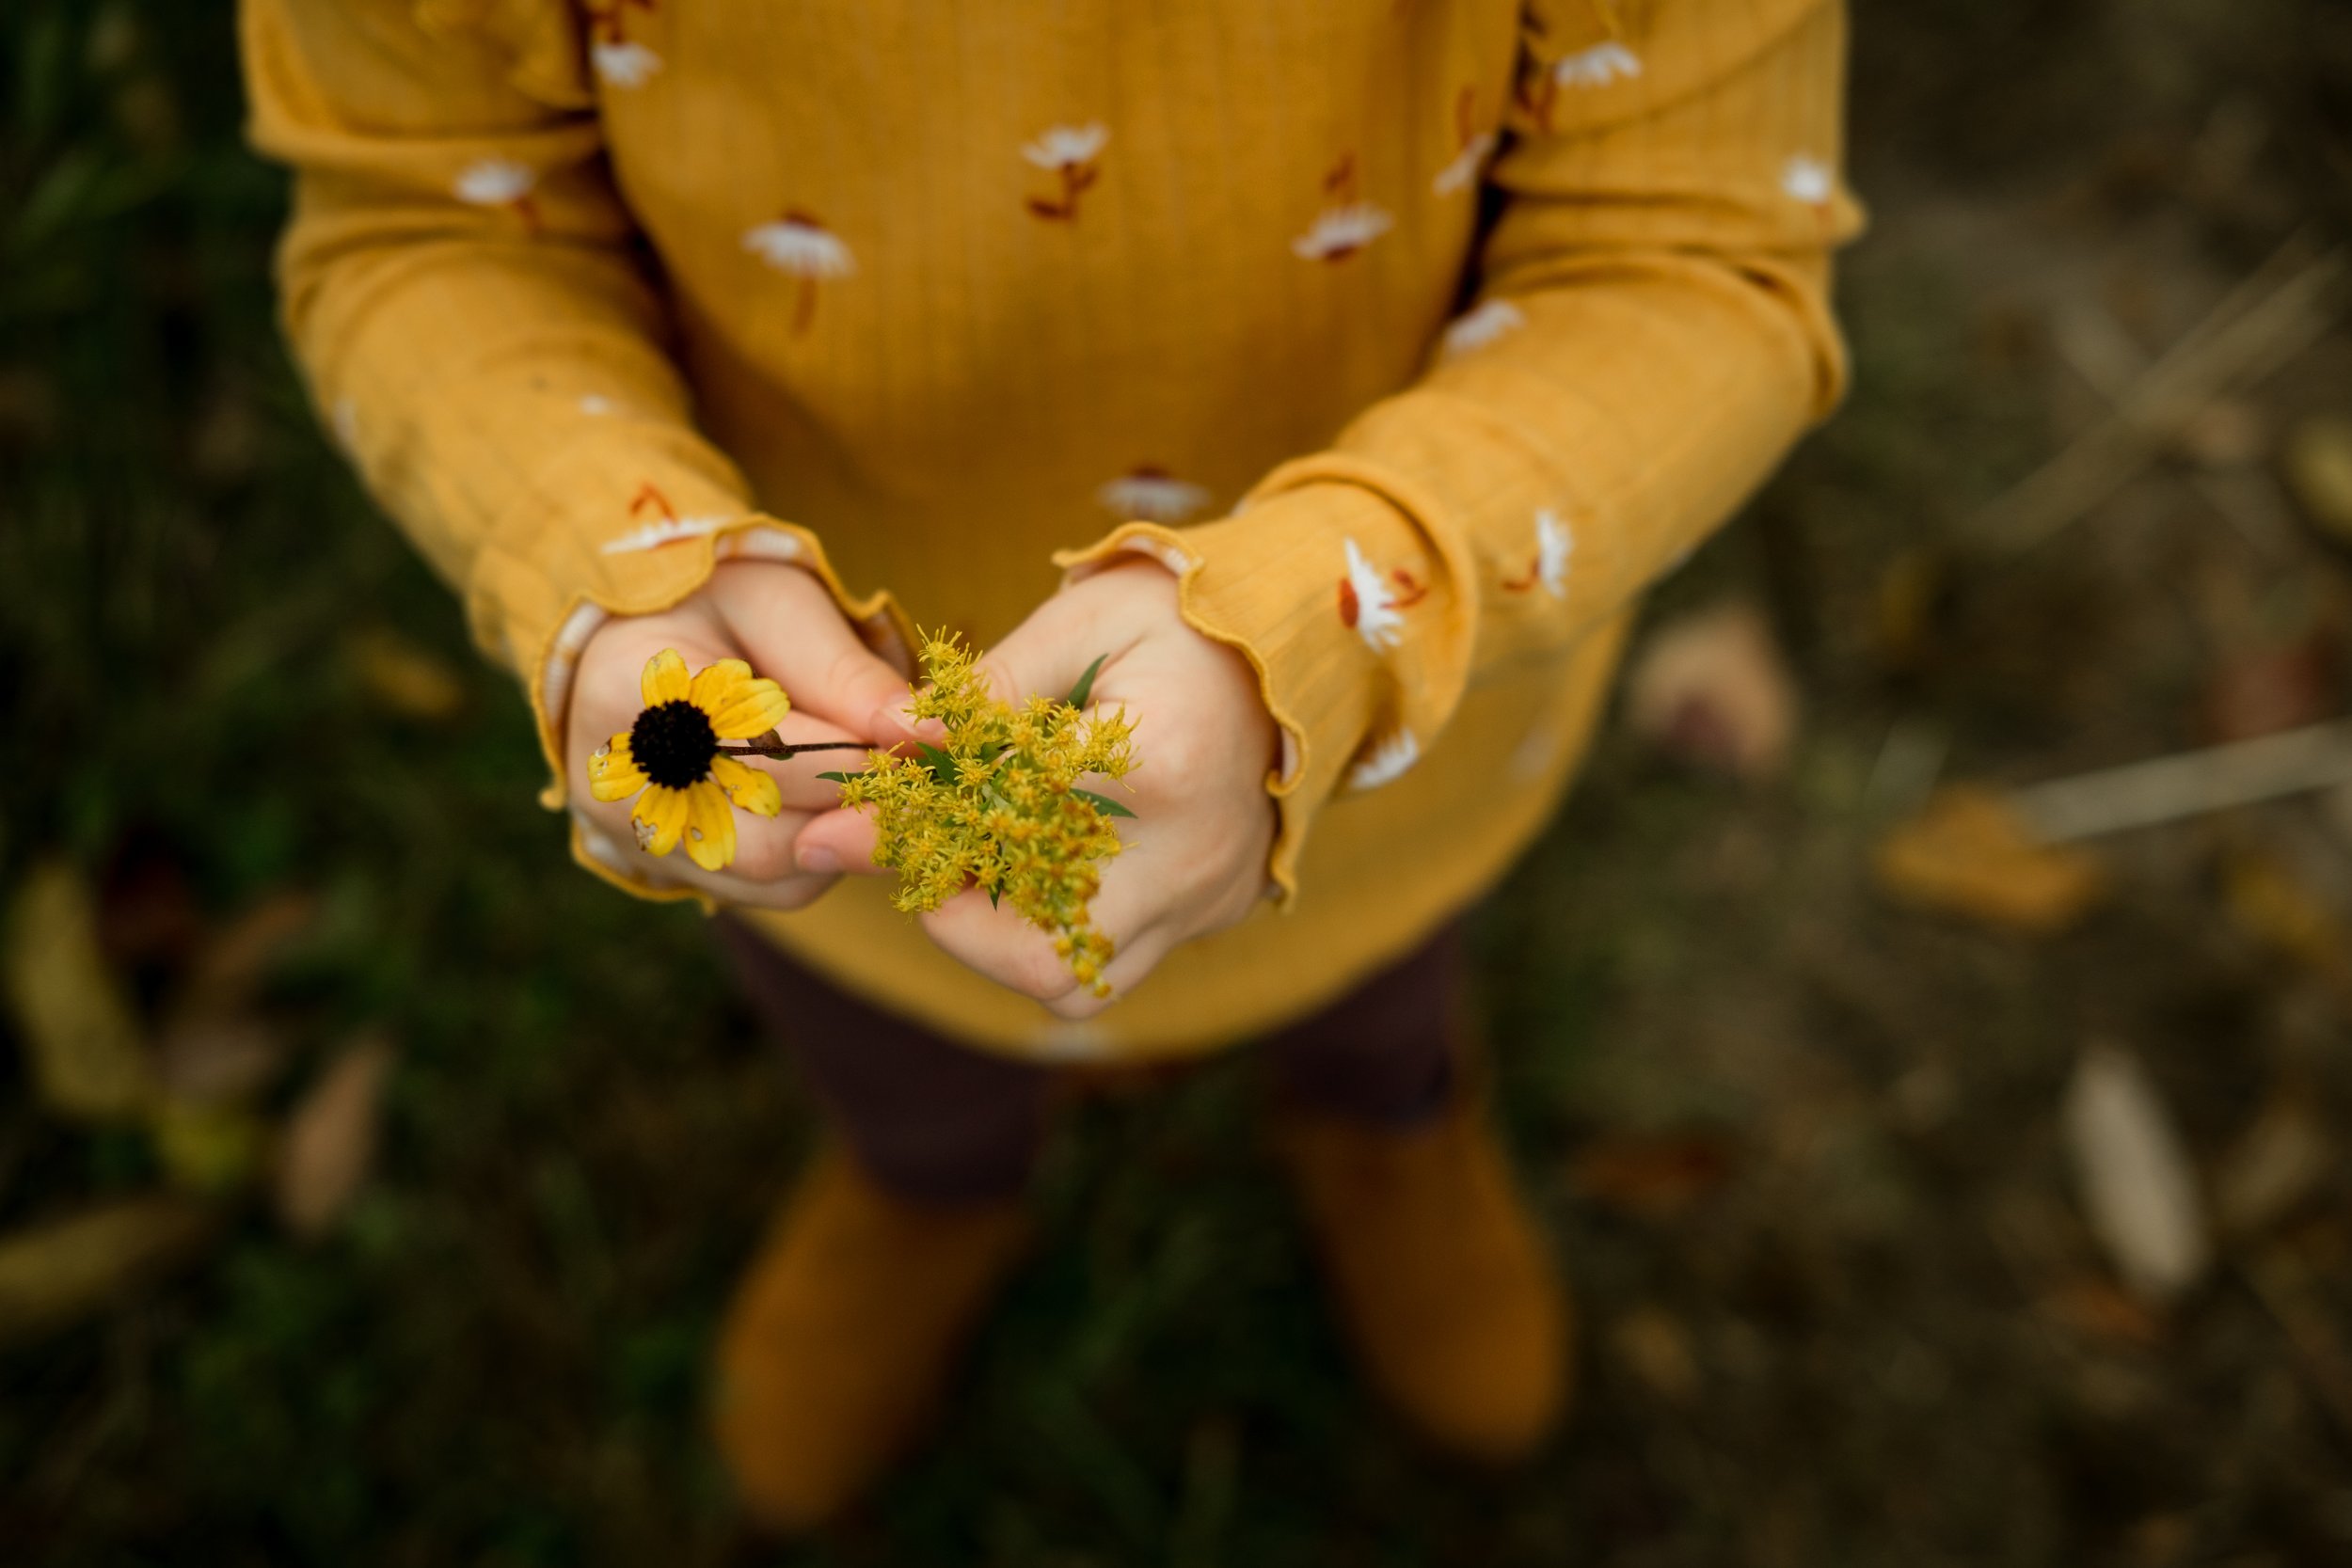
[590,649,792,873]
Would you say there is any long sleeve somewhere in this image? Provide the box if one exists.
[240,0,902,831]
[1057,0,1860,902]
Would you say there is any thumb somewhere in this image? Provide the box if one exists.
[714,567,913,742]
[972,589,1131,716]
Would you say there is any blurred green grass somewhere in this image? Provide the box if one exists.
[7,2,2352,1565]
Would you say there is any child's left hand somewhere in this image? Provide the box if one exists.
[846,557,1279,1020]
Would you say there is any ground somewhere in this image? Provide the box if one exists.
[4,2,2352,1564]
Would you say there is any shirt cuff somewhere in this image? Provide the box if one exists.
[466,438,915,903]
[1052,480,1441,906]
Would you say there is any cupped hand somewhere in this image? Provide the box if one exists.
[914,557,1281,1020]
[565,561,904,908]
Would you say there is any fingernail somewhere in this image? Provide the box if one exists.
[797,846,840,875]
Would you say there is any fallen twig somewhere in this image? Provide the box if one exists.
[2008,720,2352,842]
[1969,240,2346,556]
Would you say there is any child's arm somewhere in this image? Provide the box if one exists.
[241,0,907,903]
[934,0,1858,1015]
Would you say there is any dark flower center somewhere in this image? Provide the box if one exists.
[631,699,718,788]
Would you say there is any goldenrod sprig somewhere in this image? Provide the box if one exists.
[827,632,1137,996]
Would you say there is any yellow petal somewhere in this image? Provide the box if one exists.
[588,734,646,802]
[630,784,690,857]
[710,753,783,817]
[709,680,792,740]
[682,779,738,872]
[641,648,691,707]
[688,657,755,716]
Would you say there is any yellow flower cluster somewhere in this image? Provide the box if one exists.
[834,633,1137,997]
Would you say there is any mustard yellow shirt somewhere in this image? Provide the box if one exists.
[242,0,1857,1062]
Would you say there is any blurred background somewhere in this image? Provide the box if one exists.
[5,2,2352,1563]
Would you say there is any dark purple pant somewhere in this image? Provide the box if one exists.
[718,919,1466,1201]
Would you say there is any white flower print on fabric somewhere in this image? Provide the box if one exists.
[1433,87,1496,197]
[1098,467,1210,523]
[744,211,854,334]
[1442,298,1527,358]
[1782,154,1835,207]
[586,0,660,87]
[1295,154,1391,262]
[592,41,661,87]
[1340,538,1415,651]
[453,157,540,231]
[1295,206,1392,262]
[1535,509,1573,598]
[579,394,617,417]
[1025,123,1109,221]
[1025,123,1109,170]
[1432,136,1495,197]
[1502,508,1573,598]
[601,482,726,554]
[1554,41,1643,88]
[1348,729,1422,792]
[602,515,733,555]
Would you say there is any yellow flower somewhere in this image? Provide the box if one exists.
[588,649,789,872]
[832,630,1136,996]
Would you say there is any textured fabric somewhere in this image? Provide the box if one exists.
[243,0,1858,1062]
[721,914,1467,1200]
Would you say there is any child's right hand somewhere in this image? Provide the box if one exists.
[564,561,907,908]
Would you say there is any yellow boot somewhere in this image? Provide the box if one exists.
[711,1147,1031,1530]
[1275,1068,1572,1461]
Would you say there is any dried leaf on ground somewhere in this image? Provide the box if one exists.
[2063,1043,2212,1307]
[347,626,468,722]
[153,1017,291,1107]
[1873,786,2107,933]
[151,1099,271,1196]
[168,889,321,1025]
[2217,1095,2334,1237]
[2,861,153,1123]
[1567,1132,1738,1221]
[2042,1275,2166,1348]
[1872,548,1952,673]
[2283,413,2352,542]
[1612,1307,1702,1404]
[0,1196,216,1348]
[2222,852,2352,983]
[1625,602,1799,782]
[2200,636,2338,744]
[276,1034,397,1239]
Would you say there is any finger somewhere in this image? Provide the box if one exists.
[1039,923,1178,1022]
[788,805,885,877]
[709,565,914,741]
[919,890,1093,1006]
[970,581,1147,714]
[916,833,1170,1006]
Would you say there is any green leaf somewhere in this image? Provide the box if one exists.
[914,742,958,785]
[815,770,851,784]
[1065,653,1108,711]
[987,887,1001,909]
[1073,788,1136,819]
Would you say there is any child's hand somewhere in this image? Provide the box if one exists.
[566,561,902,907]
[907,558,1280,1020]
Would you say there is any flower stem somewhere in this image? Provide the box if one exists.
[717,738,869,760]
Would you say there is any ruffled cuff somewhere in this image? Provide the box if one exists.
[1052,477,1456,906]
[466,438,914,903]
